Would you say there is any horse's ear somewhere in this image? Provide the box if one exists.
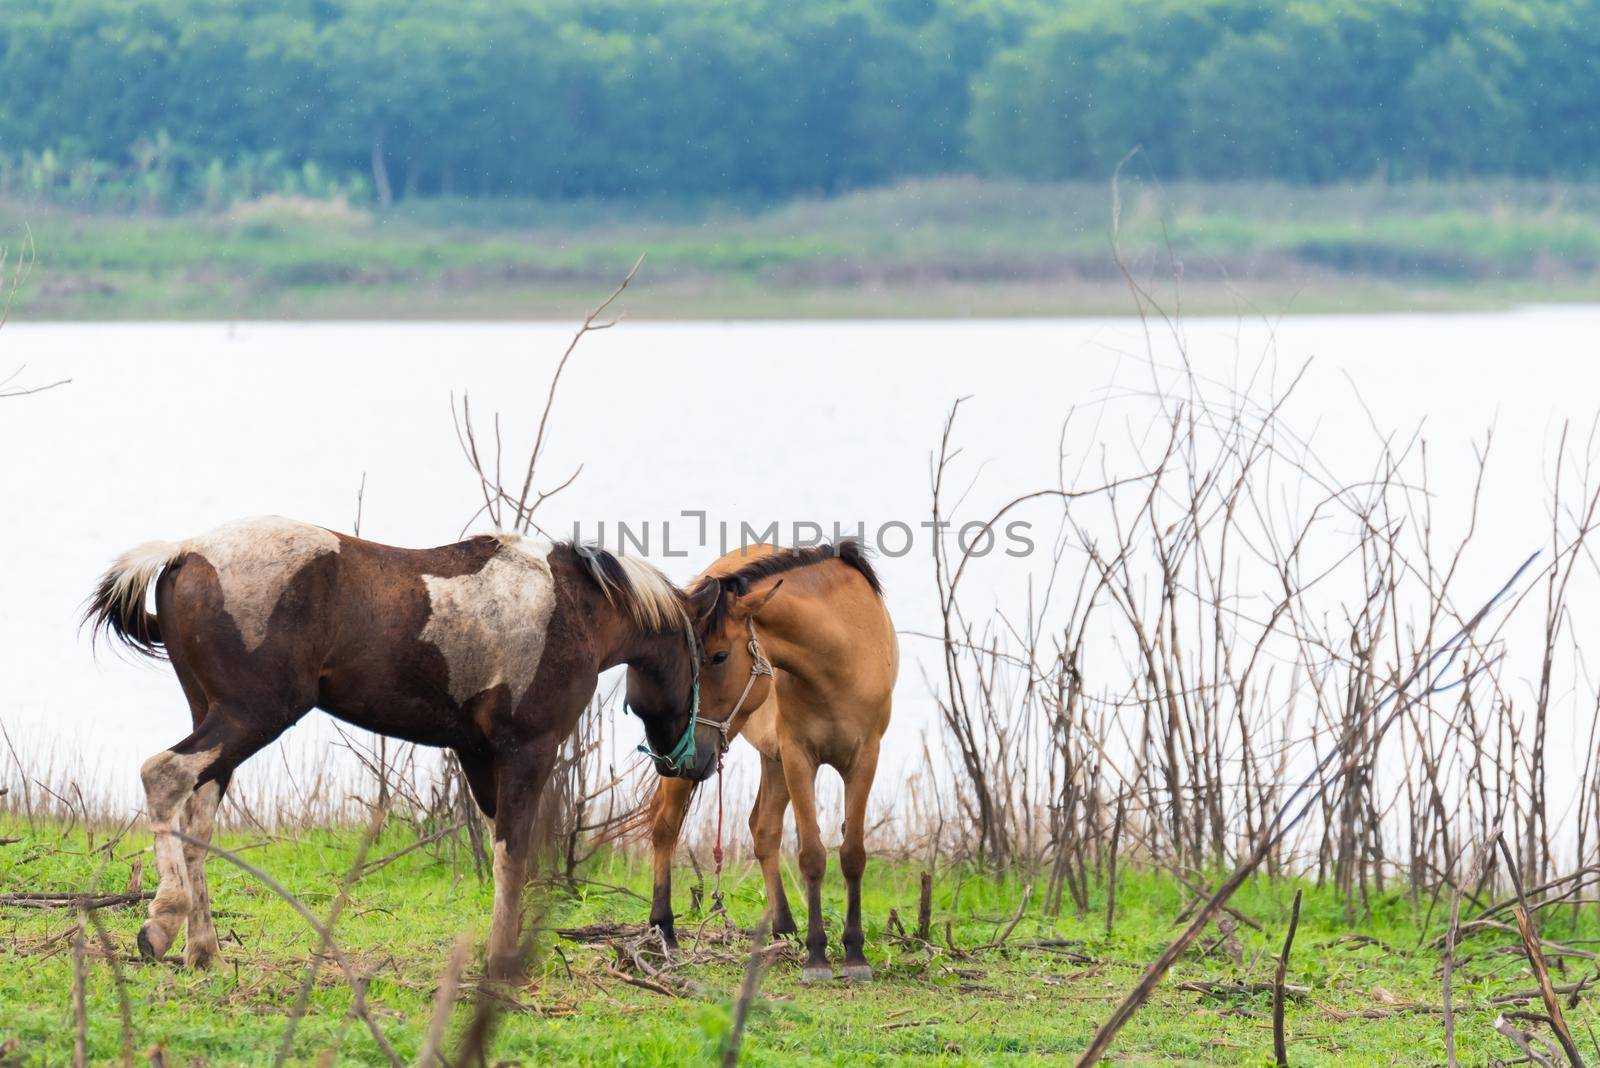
[739,579,783,618]
[687,579,724,622]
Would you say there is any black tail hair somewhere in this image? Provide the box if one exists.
[82,550,172,660]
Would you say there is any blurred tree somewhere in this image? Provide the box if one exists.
[1402,34,1524,176]
[2,0,1598,206]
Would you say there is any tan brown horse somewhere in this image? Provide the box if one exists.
[650,541,896,981]
[84,517,719,978]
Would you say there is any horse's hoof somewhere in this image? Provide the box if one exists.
[839,963,873,982]
[183,942,218,970]
[801,965,834,983]
[136,924,167,962]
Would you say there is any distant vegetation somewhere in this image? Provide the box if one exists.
[2,0,1599,210]
[9,178,1600,319]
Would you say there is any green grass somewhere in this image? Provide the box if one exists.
[2,815,1594,1065]
[6,177,1600,320]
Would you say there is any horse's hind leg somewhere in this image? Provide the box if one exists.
[779,744,831,982]
[749,754,796,938]
[838,739,881,981]
[171,671,226,968]
[139,705,289,963]
[139,742,214,962]
[179,772,228,968]
[648,775,695,949]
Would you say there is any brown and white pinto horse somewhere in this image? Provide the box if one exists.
[650,541,896,981]
[84,516,718,978]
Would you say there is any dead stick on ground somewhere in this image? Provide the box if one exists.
[721,919,773,1068]
[1273,889,1303,1067]
[1074,552,1539,1068]
[1498,1014,1558,1068]
[173,831,404,1068]
[1499,833,1584,1066]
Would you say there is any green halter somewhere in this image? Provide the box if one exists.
[633,682,701,773]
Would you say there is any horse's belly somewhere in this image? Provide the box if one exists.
[316,695,475,750]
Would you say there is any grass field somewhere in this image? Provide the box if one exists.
[6,178,1600,321]
[1,815,1590,1066]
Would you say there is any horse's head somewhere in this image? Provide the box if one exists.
[625,633,721,782]
[683,573,781,751]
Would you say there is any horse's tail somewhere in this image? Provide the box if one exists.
[83,540,184,659]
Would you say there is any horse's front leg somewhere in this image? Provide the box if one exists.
[648,776,695,950]
[751,753,796,937]
[485,752,555,982]
[779,744,830,982]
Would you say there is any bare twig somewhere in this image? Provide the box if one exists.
[916,872,933,942]
[1273,890,1303,1067]
[721,919,773,1067]
[1075,553,1539,1067]
[1500,833,1584,1066]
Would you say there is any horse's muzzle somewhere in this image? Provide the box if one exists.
[654,737,719,782]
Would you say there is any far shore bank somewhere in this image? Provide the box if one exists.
[7,178,1600,321]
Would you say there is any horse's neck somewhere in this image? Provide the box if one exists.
[751,586,838,681]
[595,608,685,682]
[553,550,689,691]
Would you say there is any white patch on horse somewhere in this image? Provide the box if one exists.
[187,517,341,652]
[421,539,556,707]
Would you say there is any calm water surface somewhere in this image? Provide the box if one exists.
[4,310,1598,808]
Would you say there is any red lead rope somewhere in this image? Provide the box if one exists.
[713,748,726,870]
[710,747,727,915]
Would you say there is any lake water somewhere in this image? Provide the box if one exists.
[4,309,1600,814]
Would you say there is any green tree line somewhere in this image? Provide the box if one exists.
[1,0,1596,208]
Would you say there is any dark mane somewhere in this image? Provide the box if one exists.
[688,539,883,636]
